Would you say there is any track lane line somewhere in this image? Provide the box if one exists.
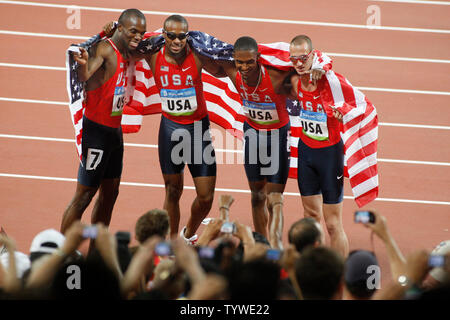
[0,0,449,34]
[1,31,449,64]
[1,172,449,206]
[1,97,449,130]
[1,133,449,166]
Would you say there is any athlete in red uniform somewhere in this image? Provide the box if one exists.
[217,36,323,248]
[134,15,226,243]
[61,10,147,245]
[289,35,349,257]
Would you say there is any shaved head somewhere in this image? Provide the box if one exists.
[164,14,188,30]
[118,8,146,27]
[290,35,313,51]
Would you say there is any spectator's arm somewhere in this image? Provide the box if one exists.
[373,249,430,300]
[0,235,20,293]
[172,238,206,287]
[280,244,303,300]
[94,224,123,281]
[233,221,256,259]
[218,195,234,221]
[196,218,224,247]
[188,274,228,300]
[26,222,86,289]
[363,210,406,281]
[121,236,160,298]
[267,192,284,250]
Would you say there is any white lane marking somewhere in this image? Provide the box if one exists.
[1,172,449,206]
[0,1,449,34]
[1,97,450,130]
[0,62,65,71]
[1,32,449,64]
[372,0,450,5]
[1,133,450,166]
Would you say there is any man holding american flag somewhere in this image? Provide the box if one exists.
[288,35,379,258]
[61,9,146,246]
[124,15,230,244]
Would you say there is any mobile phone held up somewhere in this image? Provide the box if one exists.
[354,211,376,224]
[428,255,446,268]
[266,249,281,261]
[155,242,173,256]
[220,222,236,234]
[82,226,98,239]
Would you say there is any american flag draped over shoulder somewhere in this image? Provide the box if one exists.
[66,30,378,207]
[65,31,107,160]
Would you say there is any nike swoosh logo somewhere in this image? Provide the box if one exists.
[259,88,268,92]
[337,175,343,179]
[182,67,191,72]
[314,95,320,99]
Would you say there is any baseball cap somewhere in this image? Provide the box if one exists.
[429,240,450,283]
[0,251,31,278]
[344,250,379,284]
[29,229,66,262]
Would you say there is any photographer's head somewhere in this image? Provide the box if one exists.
[422,240,450,290]
[295,246,345,300]
[288,217,323,253]
[135,209,169,243]
[344,250,379,300]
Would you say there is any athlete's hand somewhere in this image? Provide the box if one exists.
[331,107,343,122]
[103,21,117,38]
[72,47,89,66]
[311,68,325,83]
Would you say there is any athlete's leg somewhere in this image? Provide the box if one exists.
[90,177,121,226]
[248,180,268,239]
[320,140,347,256]
[163,173,184,239]
[184,175,216,239]
[60,183,98,234]
[266,187,285,249]
[300,195,326,244]
[323,201,348,257]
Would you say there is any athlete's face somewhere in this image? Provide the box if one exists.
[233,50,260,84]
[163,21,188,57]
[119,16,147,51]
[289,42,313,75]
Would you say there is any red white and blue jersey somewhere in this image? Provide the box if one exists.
[236,66,289,130]
[297,81,342,148]
[154,46,207,124]
[84,39,126,128]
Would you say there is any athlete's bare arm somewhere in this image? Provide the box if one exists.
[73,41,115,87]
[194,53,229,78]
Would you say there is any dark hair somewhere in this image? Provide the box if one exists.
[290,35,313,51]
[135,209,169,242]
[288,218,321,253]
[295,246,344,300]
[228,258,281,300]
[50,256,122,300]
[118,8,146,26]
[163,14,189,30]
[233,36,258,53]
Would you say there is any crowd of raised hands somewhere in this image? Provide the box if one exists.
[1,194,449,300]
